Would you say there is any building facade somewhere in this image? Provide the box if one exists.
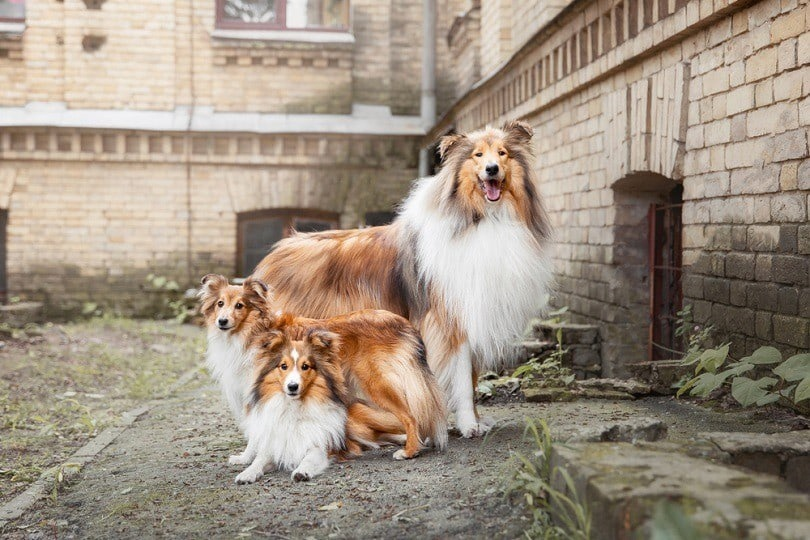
[1,0,808,374]
[0,0,425,314]
[432,0,810,374]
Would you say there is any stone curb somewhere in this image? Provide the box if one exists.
[0,364,202,530]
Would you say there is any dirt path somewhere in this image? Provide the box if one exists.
[4,369,804,539]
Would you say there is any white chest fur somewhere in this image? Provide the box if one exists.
[245,394,346,472]
[401,179,552,368]
[205,330,255,427]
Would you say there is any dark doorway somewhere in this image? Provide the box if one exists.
[237,208,339,276]
[648,185,683,360]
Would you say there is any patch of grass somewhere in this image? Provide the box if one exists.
[507,419,591,539]
[0,317,205,504]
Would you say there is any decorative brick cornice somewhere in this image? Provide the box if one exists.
[211,38,353,69]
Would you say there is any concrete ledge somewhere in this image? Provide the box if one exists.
[551,442,810,539]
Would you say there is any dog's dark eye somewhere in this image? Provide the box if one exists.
[474,152,483,157]
[235,303,243,310]
[301,364,310,371]
[499,150,507,156]
[280,363,288,370]
[217,300,224,307]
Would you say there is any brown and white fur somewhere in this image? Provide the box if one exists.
[199,274,268,446]
[234,328,353,483]
[252,120,552,438]
[200,275,447,466]
[247,308,448,461]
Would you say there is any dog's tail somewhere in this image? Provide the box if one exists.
[388,332,449,451]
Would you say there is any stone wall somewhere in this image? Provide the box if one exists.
[0,129,419,314]
[431,0,810,375]
[0,0,422,114]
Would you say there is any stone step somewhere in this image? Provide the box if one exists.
[550,441,810,540]
[528,319,600,344]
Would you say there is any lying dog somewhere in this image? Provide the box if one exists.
[236,327,412,483]
[199,275,447,470]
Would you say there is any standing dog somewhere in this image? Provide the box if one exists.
[253,120,552,437]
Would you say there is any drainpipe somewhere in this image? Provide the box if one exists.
[418,0,436,178]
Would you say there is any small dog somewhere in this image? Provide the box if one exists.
[247,308,448,462]
[199,275,447,469]
[199,274,267,439]
[235,327,407,483]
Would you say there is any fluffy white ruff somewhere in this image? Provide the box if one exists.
[205,329,254,431]
[399,176,552,370]
[236,393,346,483]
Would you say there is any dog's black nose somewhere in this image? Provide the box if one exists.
[217,318,229,327]
[287,382,299,393]
[485,163,499,176]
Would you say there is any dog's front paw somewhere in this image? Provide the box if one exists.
[235,467,263,484]
[228,453,252,466]
[458,420,493,438]
[392,449,418,460]
[291,468,311,482]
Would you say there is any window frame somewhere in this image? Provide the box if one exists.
[236,208,339,276]
[215,0,350,33]
[0,0,25,23]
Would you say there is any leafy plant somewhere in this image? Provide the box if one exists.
[50,462,82,501]
[144,273,197,323]
[677,345,810,407]
[513,328,576,388]
[507,419,591,539]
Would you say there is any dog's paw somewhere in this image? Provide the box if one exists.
[392,449,418,460]
[291,469,311,482]
[458,420,493,438]
[235,467,263,484]
[228,453,252,466]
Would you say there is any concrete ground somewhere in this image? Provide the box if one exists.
[2,370,809,539]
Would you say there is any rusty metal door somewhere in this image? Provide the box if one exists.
[648,190,683,360]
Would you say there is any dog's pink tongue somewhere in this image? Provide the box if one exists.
[485,183,502,201]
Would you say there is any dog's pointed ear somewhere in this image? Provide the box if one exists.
[438,132,468,162]
[502,120,533,143]
[242,277,270,310]
[200,273,227,292]
[305,328,340,352]
[260,330,285,352]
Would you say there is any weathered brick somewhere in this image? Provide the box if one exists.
[773,315,810,348]
[770,193,807,222]
[799,225,810,255]
[772,130,808,162]
[725,252,756,280]
[777,286,799,315]
[731,226,748,251]
[780,162,798,190]
[755,254,773,281]
[769,7,806,42]
[730,280,748,306]
[798,159,810,190]
[747,282,779,311]
[727,85,755,115]
[705,277,731,303]
[683,274,704,299]
[779,225,798,254]
[745,46,778,83]
[755,312,773,340]
[772,255,809,286]
[748,225,780,251]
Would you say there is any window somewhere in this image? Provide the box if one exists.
[237,209,339,276]
[0,0,24,22]
[216,0,349,31]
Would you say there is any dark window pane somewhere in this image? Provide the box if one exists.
[0,0,25,20]
[242,218,284,276]
[222,0,278,24]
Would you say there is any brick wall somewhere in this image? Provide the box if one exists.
[431,0,810,375]
[0,130,420,314]
[0,0,422,114]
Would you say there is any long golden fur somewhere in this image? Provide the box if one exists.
[245,279,448,458]
[252,120,552,438]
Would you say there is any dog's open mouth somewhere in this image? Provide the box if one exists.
[482,179,502,202]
